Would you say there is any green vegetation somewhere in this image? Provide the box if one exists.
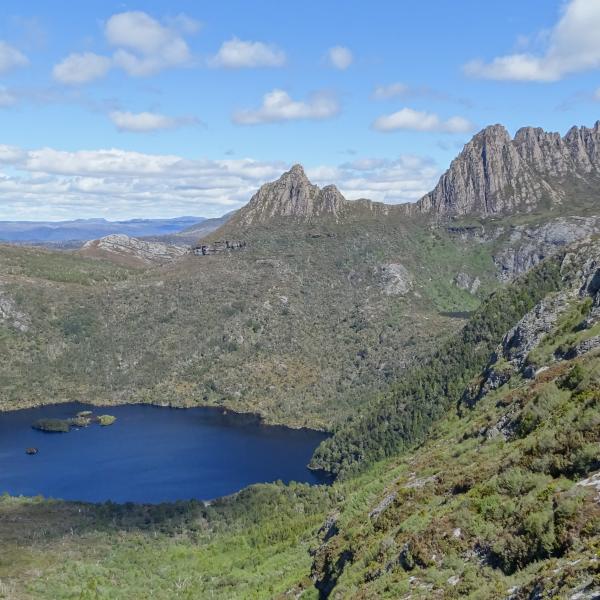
[97,414,116,426]
[31,418,70,433]
[311,255,563,476]
[0,483,334,599]
[0,244,134,285]
[4,307,600,598]
[306,352,600,598]
[30,411,117,432]
[69,415,92,427]
[0,216,500,429]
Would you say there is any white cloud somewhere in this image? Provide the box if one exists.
[52,52,112,85]
[209,37,285,68]
[327,46,353,70]
[166,14,202,35]
[372,108,474,133]
[0,41,28,73]
[233,89,339,124]
[594,87,600,101]
[0,145,287,219]
[106,11,193,76]
[0,144,440,220]
[106,11,181,56]
[372,82,409,100]
[0,145,26,163]
[109,110,196,132]
[0,87,17,107]
[464,0,600,81]
[320,155,440,203]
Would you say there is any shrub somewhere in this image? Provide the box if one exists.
[516,384,564,437]
[560,363,587,391]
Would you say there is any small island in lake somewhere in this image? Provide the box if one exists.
[32,418,71,433]
[32,410,117,433]
[97,415,116,426]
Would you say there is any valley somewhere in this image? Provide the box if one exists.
[3,124,600,432]
[3,237,600,598]
[2,120,600,598]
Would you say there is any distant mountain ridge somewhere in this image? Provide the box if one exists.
[8,121,600,248]
[0,216,206,244]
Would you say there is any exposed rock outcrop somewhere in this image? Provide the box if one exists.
[414,122,600,217]
[454,272,481,294]
[192,240,246,256]
[233,165,343,225]
[225,164,387,227]
[563,335,600,359]
[493,216,600,281]
[465,239,600,405]
[501,291,572,370]
[0,288,30,332]
[375,263,413,296]
[79,234,188,267]
[205,120,600,238]
[369,492,397,520]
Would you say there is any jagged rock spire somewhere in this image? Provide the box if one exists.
[232,163,348,225]
[415,122,600,217]
[220,120,600,229]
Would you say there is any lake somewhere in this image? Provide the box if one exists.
[0,402,330,503]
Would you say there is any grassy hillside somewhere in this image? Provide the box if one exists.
[307,339,600,598]
[0,484,334,599]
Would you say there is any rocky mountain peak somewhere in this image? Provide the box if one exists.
[287,163,308,177]
[415,121,600,218]
[474,123,511,144]
[273,163,313,190]
[230,164,349,226]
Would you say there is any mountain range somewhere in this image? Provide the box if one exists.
[222,120,600,227]
[414,121,600,217]
[0,216,206,245]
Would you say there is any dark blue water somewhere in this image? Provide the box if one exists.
[0,403,329,503]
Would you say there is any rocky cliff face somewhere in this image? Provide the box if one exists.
[79,234,188,267]
[415,121,600,217]
[465,238,600,406]
[492,216,600,281]
[217,121,600,231]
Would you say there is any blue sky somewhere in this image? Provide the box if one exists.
[0,0,599,220]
